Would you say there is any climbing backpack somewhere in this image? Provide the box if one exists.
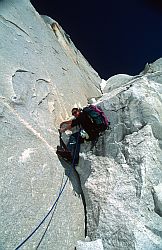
[83,104,109,132]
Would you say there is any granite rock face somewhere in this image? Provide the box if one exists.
[78,58,162,250]
[76,238,104,250]
[1,1,162,250]
[0,0,101,249]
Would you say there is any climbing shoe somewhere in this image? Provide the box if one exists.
[56,148,73,163]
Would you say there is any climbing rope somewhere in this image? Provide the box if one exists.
[15,130,81,249]
[35,173,65,249]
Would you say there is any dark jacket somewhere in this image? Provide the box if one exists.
[71,111,99,140]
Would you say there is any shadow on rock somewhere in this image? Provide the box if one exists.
[58,156,83,195]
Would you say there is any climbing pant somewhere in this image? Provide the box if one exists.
[67,132,81,165]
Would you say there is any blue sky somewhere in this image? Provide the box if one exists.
[31,0,162,79]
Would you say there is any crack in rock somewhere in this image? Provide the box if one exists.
[0,15,29,36]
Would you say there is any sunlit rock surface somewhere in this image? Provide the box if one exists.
[78,58,162,250]
[1,0,162,249]
[76,238,104,250]
[0,0,101,249]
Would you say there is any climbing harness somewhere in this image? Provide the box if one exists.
[15,130,81,249]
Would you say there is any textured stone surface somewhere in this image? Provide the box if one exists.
[1,1,162,250]
[152,183,162,217]
[78,59,162,249]
[76,238,104,250]
[0,0,101,249]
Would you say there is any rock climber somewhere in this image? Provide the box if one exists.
[56,106,109,165]
[56,107,98,165]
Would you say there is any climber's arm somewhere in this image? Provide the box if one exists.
[60,120,72,132]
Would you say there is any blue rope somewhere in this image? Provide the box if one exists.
[15,130,81,249]
[35,173,65,249]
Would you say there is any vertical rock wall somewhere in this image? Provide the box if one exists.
[0,0,101,249]
[2,1,162,249]
[78,59,162,250]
